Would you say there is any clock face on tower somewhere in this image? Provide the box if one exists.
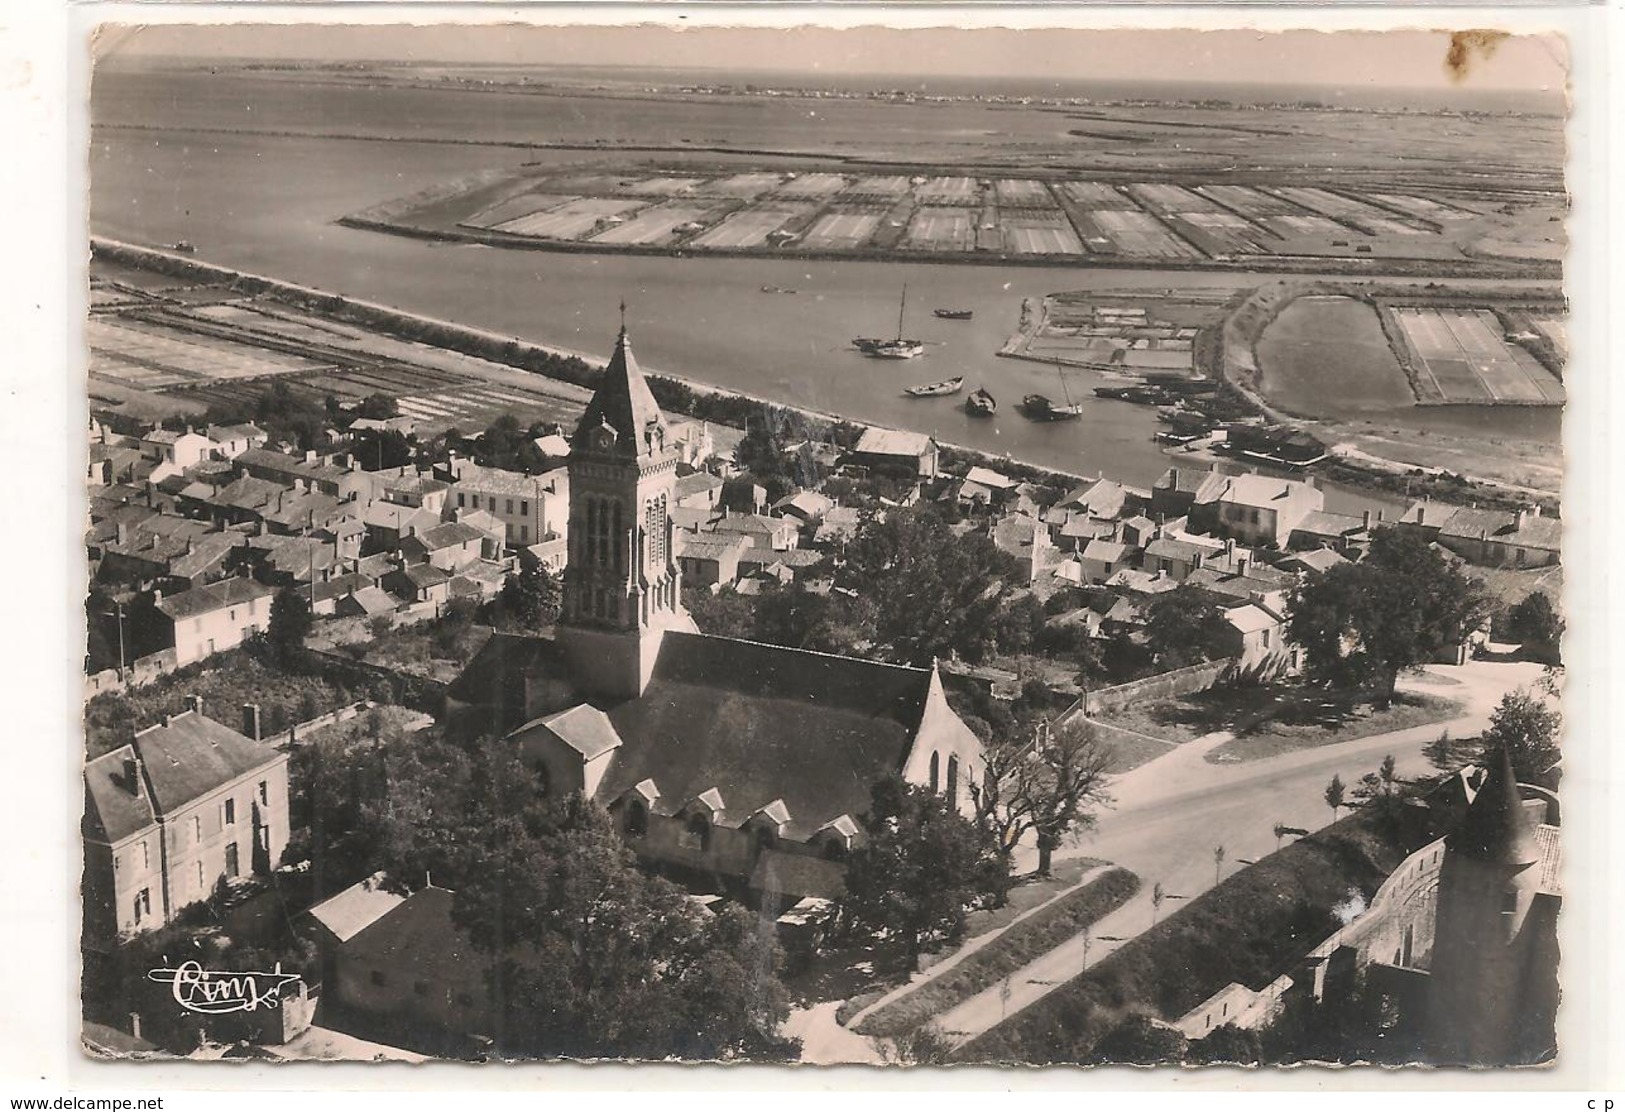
[592,423,618,453]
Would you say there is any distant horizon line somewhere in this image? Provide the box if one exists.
[105,54,1557,95]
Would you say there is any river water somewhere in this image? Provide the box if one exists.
[89,69,1559,514]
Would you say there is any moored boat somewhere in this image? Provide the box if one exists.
[904,376,964,397]
[933,308,973,320]
[1021,394,1083,421]
[856,285,923,359]
[966,387,997,416]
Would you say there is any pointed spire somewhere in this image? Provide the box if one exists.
[572,315,668,458]
[1451,746,1537,868]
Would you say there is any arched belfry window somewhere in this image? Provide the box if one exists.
[946,755,960,806]
[625,800,648,838]
[929,752,940,794]
[754,824,777,858]
[611,500,624,574]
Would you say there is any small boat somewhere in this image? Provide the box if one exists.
[905,376,964,398]
[760,285,798,295]
[856,284,923,359]
[1023,364,1084,421]
[966,388,997,417]
[934,308,974,320]
[172,241,196,254]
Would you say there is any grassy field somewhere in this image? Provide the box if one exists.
[956,807,1432,1064]
[1094,684,1463,764]
[856,867,1141,1039]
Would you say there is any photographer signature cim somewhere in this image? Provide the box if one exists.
[146,962,303,1015]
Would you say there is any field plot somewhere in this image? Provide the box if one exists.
[689,205,807,249]
[1088,210,1203,259]
[904,207,976,252]
[89,317,329,390]
[392,383,576,429]
[699,173,784,199]
[918,176,980,205]
[1368,193,1477,222]
[1057,182,1138,209]
[495,197,647,239]
[800,208,884,249]
[1273,188,1430,236]
[462,193,578,230]
[1196,185,1306,220]
[996,179,1055,207]
[1123,183,1225,214]
[841,175,913,203]
[774,173,850,199]
[622,176,708,197]
[589,203,716,246]
[1003,213,1085,255]
[544,173,642,195]
[1264,214,1350,238]
[1170,212,1268,256]
[1393,307,1565,404]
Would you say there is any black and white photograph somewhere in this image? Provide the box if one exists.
[66,15,1590,1072]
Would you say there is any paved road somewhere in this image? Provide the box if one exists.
[923,657,1545,1047]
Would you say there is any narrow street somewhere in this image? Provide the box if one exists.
[792,657,1544,1059]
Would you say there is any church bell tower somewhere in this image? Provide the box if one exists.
[556,317,695,699]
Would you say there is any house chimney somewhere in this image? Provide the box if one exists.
[242,703,262,742]
[1417,505,1426,527]
[183,694,203,716]
[128,1012,142,1041]
[1377,509,1385,523]
[123,755,142,795]
[1515,509,1527,531]
[1237,555,1250,577]
[1362,510,1372,529]
[305,450,318,465]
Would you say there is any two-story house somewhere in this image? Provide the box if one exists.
[153,575,277,666]
[447,459,569,550]
[82,699,290,950]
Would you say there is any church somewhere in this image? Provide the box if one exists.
[446,323,986,904]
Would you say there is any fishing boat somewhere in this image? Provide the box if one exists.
[1023,364,1084,421]
[854,285,923,359]
[965,388,998,417]
[933,308,973,320]
[904,376,964,398]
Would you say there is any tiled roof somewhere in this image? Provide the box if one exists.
[674,472,724,500]
[451,461,560,499]
[1156,466,1220,496]
[854,427,933,457]
[1224,603,1278,635]
[83,745,157,844]
[340,887,487,989]
[676,536,750,562]
[514,705,623,762]
[597,632,937,833]
[1208,473,1318,509]
[963,466,1017,491]
[154,576,275,621]
[1081,539,1132,564]
[129,710,284,817]
[1293,510,1365,538]
[307,874,406,944]
[1144,537,1212,562]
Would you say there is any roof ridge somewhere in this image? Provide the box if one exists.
[674,630,931,677]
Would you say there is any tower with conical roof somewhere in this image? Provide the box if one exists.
[1424,746,1550,1063]
[556,319,695,699]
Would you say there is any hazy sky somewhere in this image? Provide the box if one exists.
[101,23,1568,93]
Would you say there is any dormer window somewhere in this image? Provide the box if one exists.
[625,800,648,838]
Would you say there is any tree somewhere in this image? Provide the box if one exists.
[371,731,796,1060]
[873,1023,955,1065]
[839,506,1018,665]
[1144,587,1236,670]
[356,393,400,420]
[493,560,561,631]
[1151,881,1165,926]
[1212,844,1226,887]
[1508,591,1563,664]
[1187,1023,1263,1065]
[1324,773,1346,821]
[970,717,1113,876]
[1423,729,1475,775]
[267,587,314,662]
[752,582,873,655]
[839,777,1008,965]
[1480,689,1561,788]
[1287,527,1489,706]
[1087,1013,1188,1065]
[1350,754,1406,820]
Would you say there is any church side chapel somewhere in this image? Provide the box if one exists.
[446,321,986,904]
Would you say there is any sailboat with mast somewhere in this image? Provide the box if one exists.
[853,285,924,359]
[1022,362,1084,421]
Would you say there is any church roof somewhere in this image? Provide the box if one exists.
[571,327,668,459]
[597,632,934,837]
